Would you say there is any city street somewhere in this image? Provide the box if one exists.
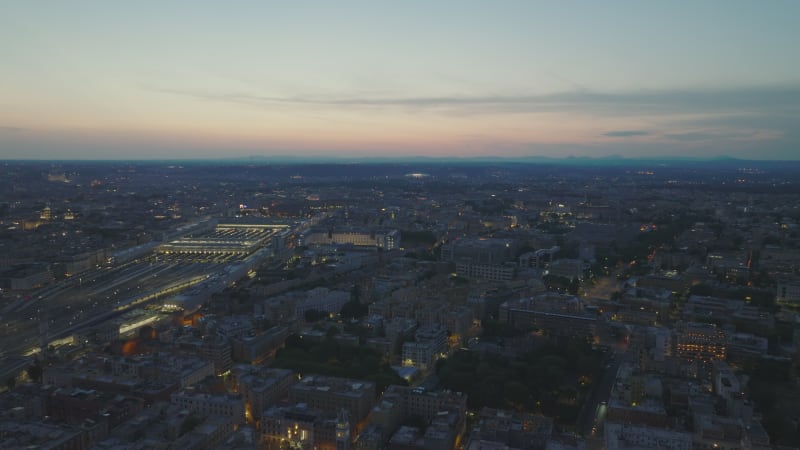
[577,352,620,438]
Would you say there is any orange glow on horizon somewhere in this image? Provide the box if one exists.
[17,113,639,157]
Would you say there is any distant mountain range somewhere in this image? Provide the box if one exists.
[221,154,792,167]
[4,154,798,168]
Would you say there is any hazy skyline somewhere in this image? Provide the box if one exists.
[2,1,799,160]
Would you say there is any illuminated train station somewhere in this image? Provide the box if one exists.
[156,220,291,256]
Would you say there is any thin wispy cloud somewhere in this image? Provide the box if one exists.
[663,129,761,142]
[603,130,649,137]
[154,85,800,117]
[0,126,25,133]
[146,84,800,159]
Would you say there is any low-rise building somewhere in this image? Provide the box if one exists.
[466,407,554,450]
[289,375,376,426]
[170,391,246,425]
[260,404,345,450]
[499,294,597,339]
[232,365,296,421]
[604,423,692,450]
[674,322,726,364]
[402,327,447,371]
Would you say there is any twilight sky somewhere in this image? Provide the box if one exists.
[1,1,799,160]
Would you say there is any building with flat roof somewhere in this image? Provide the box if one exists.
[369,385,467,450]
[170,415,237,450]
[442,238,518,282]
[0,263,52,290]
[289,375,377,426]
[0,420,85,450]
[499,294,597,339]
[466,407,554,450]
[605,423,692,450]
[157,219,288,256]
[301,228,401,250]
[455,261,516,282]
[674,322,726,364]
[232,365,296,421]
[295,287,351,319]
[260,403,344,450]
[401,327,447,372]
[777,279,800,305]
[170,390,246,425]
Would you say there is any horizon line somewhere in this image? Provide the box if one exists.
[2,154,800,164]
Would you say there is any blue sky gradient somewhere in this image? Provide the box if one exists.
[1,1,798,159]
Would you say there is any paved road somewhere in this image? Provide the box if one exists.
[577,353,620,437]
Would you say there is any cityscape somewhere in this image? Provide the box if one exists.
[3,2,800,449]
[0,159,799,449]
